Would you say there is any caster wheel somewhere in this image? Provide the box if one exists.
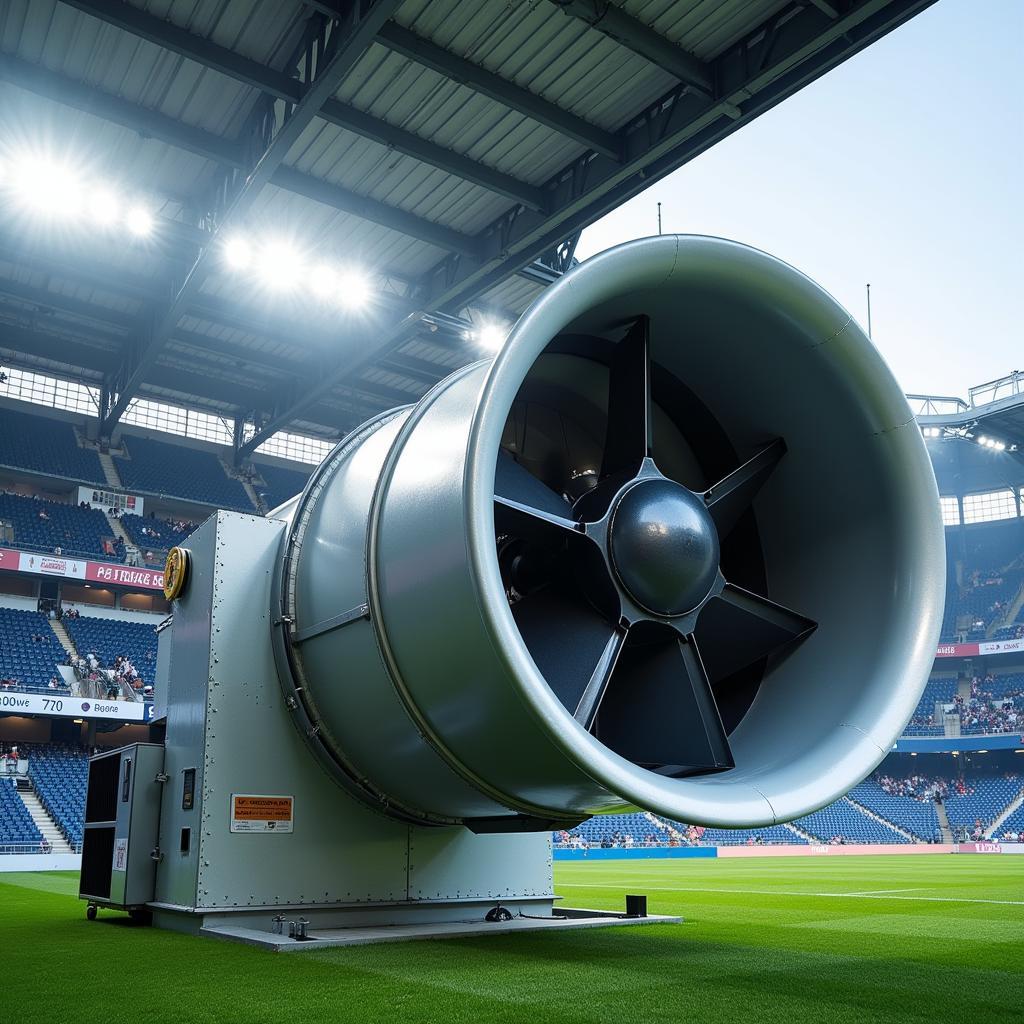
[86,905,97,921]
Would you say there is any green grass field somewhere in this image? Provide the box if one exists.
[3,856,1022,1023]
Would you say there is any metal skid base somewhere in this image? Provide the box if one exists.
[152,897,680,951]
[193,908,681,952]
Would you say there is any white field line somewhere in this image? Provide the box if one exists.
[563,883,1024,906]
[843,887,930,895]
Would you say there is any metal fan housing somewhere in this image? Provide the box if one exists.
[272,235,945,830]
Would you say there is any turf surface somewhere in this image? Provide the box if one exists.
[3,856,1022,1023]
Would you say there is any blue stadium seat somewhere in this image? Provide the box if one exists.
[253,461,311,511]
[0,607,67,691]
[117,513,201,554]
[682,824,806,846]
[0,492,113,560]
[557,813,674,846]
[63,614,158,686]
[27,745,88,849]
[848,780,941,841]
[793,801,909,843]
[944,776,1024,834]
[0,406,105,485]
[115,435,254,510]
[0,776,44,851]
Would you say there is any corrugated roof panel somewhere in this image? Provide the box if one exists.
[4,1,255,139]
[287,117,513,238]
[625,0,792,61]
[0,81,219,204]
[140,0,306,68]
[237,183,454,278]
[475,275,545,318]
[398,0,675,133]
[333,43,579,191]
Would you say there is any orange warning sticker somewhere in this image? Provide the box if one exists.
[230,794,294,833]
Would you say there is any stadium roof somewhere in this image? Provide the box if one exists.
[0,0,934,458]
[913,371,1024,484]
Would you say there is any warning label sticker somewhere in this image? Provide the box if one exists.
[112,837,128,871]
[229,794,294,834]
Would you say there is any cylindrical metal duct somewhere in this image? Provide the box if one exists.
[272,236,945,831]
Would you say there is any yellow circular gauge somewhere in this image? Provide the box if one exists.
[163,546,191,601]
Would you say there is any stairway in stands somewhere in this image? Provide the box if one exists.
[785,821,817,843]
[221,457,263,512]
[990,580,1024,638]
[49,618,77,660]
[934,802,954,842]
[987,786,1024,839]
[97,448,123,490]
[103,511,133,552]
[16,785,73,853]
[845,795,917,841]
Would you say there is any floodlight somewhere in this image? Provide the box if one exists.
[476,323,507,350]
[125,205,154,237]
[337,269,371,308]
[224,236,252,270]
[12,157,83,218]
[257,241,302,290]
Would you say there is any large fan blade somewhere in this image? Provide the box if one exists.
[495,450,579,537]
[704,438,786,538]
[512,584,620,715]
[594,634,733,774]
[696,583,816,681]
[600,316,652,480]
[573,629,627,730]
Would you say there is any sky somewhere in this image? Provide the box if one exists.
[575,0,1023,399]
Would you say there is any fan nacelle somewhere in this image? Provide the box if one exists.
[272,235,944,831]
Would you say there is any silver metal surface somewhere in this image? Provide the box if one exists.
[148,510,552,930]
[280,234,945,828]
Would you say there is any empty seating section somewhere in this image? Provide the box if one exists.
[254,462,311,511]
[0,777,42,851]
[115,435,253,510]
[28,745,88,849]
[117,513,199,552]
[688,825,805,846]
[554,815,808,846]
[905,677,957,734]
[997,803,1024,838]
[940,519,1024,640]
[64,615,158,685]
[944,776,1023,833]
[848,780,941,841]
[986,672,1024,699]
[0,406,104,485]
[0,607,65,690]
[559,813,673,846]
[0,492,112,559]
[793,801,909,843]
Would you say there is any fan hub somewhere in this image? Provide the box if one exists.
[609,478,720,617]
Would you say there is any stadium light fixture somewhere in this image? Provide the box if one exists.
[337,269,371,309]
[125,204,154,238]
[224,236,252,270]
[11,157,83,218]
[257,241,302,290]
[476,322,508,350]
